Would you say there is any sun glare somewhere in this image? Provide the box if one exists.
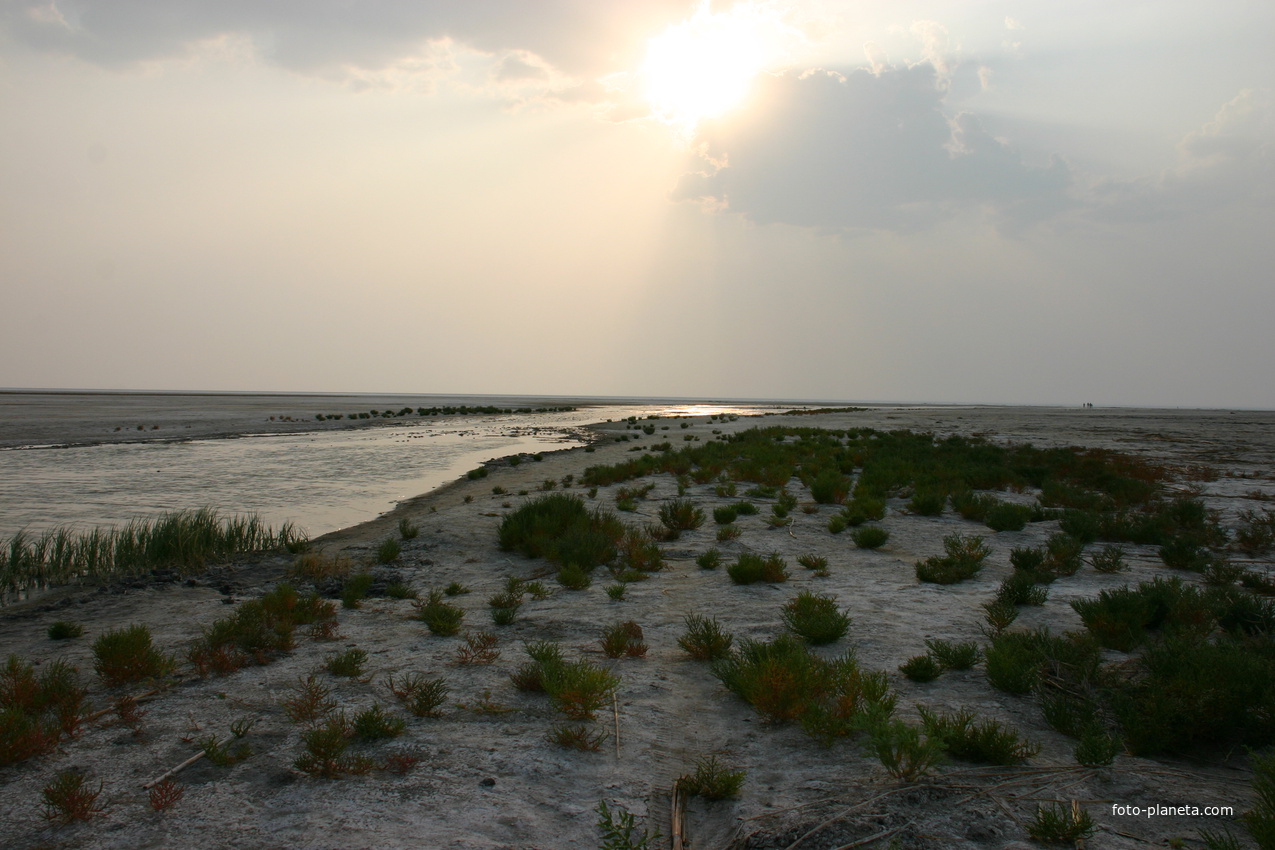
[642,2,790,134]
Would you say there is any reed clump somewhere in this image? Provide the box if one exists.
[1,508,306,601]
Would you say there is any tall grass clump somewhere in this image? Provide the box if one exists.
[0,509,306,600]
[918,707,1039,765]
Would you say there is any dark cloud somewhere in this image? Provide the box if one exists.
[0,0,690,75]
[673,64,1072,231]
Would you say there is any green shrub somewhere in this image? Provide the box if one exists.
[985,629,1100,695]
[711,636,894,743]
[1010,546,1046,574]
[918,707,1039,765]
[781,591,850,645]
[385,673,448,717]
[351,704,405,741]
[1089,544,1127,573]
[982,599,1019,633]
[443,582,470,596]
[1244,748,1275,848]
[1113,635,1275,755]
[677,755,745,800]
[498,494,622,569]
[47,621,83,640]
[542,660,621,720]
[796,554,828,571]
[40,770,105,824]
[418,595,464,636]
[548,724,607,751]
[1027,804,1094,845]
[899,654,942,682]
[713,506,739,525]
[600,621,647,658]
[952,491,996,521]
[915,535,989,585]
[695,549,722,570]
[727,552,788,584]
[325,648,367,677]
[398,518,419,540]
[93,624,173,686]
[0,657,87,765]
[597,800,659,850]
[909,490,946,516]
[1074,729,1121,767]
[924,639,982,670]
[851,526,889,549]
[605,584,626,601]
[678,615,734,661]
[996,572,1048,607]
[557,564,592,590]
[732,501,759,516]
[376,538,401,564]
[342,573,375,608]
[985,502,1033,532]
[659,498,704,531]
[1044,533,1084,575]
[868,719,944,781]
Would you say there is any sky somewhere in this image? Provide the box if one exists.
[1,1,1272,408]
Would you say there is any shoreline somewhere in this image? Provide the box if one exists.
[1,406,1272,848]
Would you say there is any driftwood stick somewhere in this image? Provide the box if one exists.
[142,751,205,789]
[612,695,620,757]
[86,687,164,723]
[671,782,686,850]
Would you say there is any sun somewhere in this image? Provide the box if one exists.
[641,2,790,134]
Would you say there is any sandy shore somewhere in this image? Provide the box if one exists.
[1,406,1272,849]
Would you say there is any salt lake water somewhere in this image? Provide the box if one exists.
[0,392,790,539]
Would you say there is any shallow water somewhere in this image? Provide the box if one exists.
[0,393,786,538]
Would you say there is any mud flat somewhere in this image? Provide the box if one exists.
[1,405,1272,849]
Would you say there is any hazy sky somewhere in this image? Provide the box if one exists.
[2,1,1272,407]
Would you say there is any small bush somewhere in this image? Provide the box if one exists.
[677,755,745,800]
[443,582,470,596]
[728,552,788,585]
[869,719,944,781]
[1074,729,1121,767]
[982,599,1019,633]
[796,554,828,571]
[418,589,466,635]
[385,673,448,717]
[918,707,1039,765]
[282,676,336,723]
[852,526,889,549]
[659,498,705,532]
[899,654,942,682]
[1089,544,1127,573]
[924,639,981,670]
[1010,546,1047,574]
[716,525,742,542]
[398,518,419,540]
[295,714,372,778]
[455,631,500,664]
[376,538,401,564]
[915,535,989,585]
[1244,748,1275,847]
[713,506,739,525]
[696,549,723,570]
[557,564,593,590]
[985,502,1033,532]
[47,621,83,640]
[549,723,608,751]
[909,490,946,516]
[325,648,367,677]
[678,615,734,661]
[341,573,375,609]
[996,572,1048,607]
[781,591,851,645]
[352,704,406,741]
[148,778,184,812]
[597,800,660,850]
[1045,533,1084,575]
[542,659,621,720]
[93,624,173,686]
[41,771,105,824]
[605,584,626,601]
[601,622,647,658]
[1026,803,1095,845]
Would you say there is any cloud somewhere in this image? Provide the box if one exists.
[1092,89,1274,220]
[673,63,1071,232]
[0,0,691,77]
